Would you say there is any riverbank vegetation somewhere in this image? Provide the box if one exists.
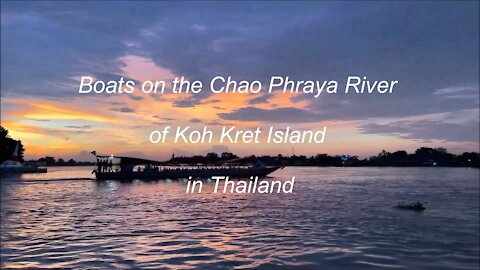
[0,126,25,163]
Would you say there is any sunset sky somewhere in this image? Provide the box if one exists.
[1,2,479,161]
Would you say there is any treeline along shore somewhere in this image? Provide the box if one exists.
[24,157,95,167]
[2,126,478,168]
[30,147,478,168]
[260,148,479,168]
[12,149,480,169]
[172,148,479,168]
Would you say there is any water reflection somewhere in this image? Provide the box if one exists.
[1,167,479,269]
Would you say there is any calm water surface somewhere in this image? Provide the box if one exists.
[1,167,479,269]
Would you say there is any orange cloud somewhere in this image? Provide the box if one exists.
[26,102,117,122]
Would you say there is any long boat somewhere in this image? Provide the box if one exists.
[92,153,282,181]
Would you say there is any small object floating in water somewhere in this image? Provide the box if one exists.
[395,201,426,212]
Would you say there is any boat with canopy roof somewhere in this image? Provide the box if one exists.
[92,151,283,180]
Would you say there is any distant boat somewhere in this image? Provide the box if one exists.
[92,152,283,180]
[395,201,426,212]
[0,141,47,175]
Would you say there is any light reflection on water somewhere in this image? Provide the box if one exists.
[1,166,479,269]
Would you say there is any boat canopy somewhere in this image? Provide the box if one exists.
[223,156,258,164]
[94,154,165,166]
[117,156,165,166]
[167,155,258,165]
[93,151,258,166]
[168,156,217,165]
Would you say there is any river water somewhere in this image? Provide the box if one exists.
[1,167,479,269]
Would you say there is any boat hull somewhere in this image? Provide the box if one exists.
[95,166,282,180]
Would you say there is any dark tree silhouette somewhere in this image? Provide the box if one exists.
[0,126,25,163]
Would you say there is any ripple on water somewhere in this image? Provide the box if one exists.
[1,167,479,269]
